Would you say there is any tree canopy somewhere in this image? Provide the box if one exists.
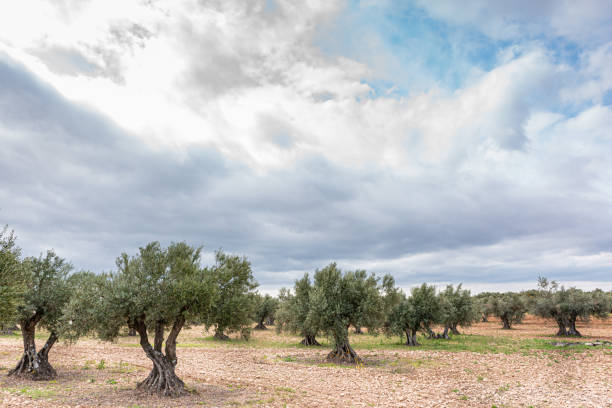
[0,226,25,328]
[276,273,321,346]
[205,250,258,340]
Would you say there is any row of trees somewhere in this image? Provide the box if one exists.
[1,226,611,396]
[274,265,612,364]
[0,228,265,396]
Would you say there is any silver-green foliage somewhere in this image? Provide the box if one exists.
[0,226,24,326]
[276,273,320,343]
[388,283,439,345]
[205,250,258,339]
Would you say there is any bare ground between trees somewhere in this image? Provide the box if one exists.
[1,316,611,408]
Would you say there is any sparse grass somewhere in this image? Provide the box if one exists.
[6,386,57,399]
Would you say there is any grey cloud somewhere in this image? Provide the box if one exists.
[2,54,612,290]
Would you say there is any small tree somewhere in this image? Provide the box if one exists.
[276,273,321,346]
[0,226,25,329]
[253,294,278,330]
[76,242,216,396]
[349,270,385,334]
[205,251,258,340]
[308,263,382,363]
[387,284,440,346]
[474,293,496,322]
[438,284,477,338]
[9,250,72,380]
[490,293,526,329]
[380,274,403,332]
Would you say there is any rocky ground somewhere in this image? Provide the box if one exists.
[1,316,611,407]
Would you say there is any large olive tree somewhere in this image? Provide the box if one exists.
[308,263,383,363]
[9,250,71,380]
[71,242,217,396]
[535,278,609,336]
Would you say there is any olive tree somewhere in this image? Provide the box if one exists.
[253,294,278,330]
[474,292,496,322]
[387,283,440,346]
[205,251,257,340]
[0,226,24,329]
[490,293,526,329]
[535,278,608,337]
[437,284,477,338]
[349,269,384,334]
[9,250,71,380]
[380,274,403,332]
[276,273,321,346]
[74,242,217,396]
[308,263,383,363]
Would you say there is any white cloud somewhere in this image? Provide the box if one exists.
[1,0,612,290]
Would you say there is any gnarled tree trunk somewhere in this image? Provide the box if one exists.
[405,328,419,346]
[501,317,512,329]
[254,319,267,330]
[133,316,187,397]
[214,327,229,340]
[9,317,57,380]
[481,313,488,322]
[300,334,320,346]
[566,316,581,337]
[327,340,362,364]
[555,316,568,336]
[442,325,450,339]
[354,326,363,334]
[450,323,460,335]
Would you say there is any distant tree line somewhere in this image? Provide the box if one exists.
[1,225,611,397]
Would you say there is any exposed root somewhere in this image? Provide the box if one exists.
[300,335,321,346]
[8,353,56,381]
[214,331,230,341]
[326,343,362,364]
[137,365,187,397]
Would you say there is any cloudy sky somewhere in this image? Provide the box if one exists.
[1,0,612,293]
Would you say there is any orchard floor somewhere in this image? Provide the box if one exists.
[1,316,611,408]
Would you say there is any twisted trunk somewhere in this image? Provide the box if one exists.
[354,326,363,334]
[481,313,488,322]
[501,316,512,329]
[8,316,57,380]
[134,316,186,396]
[254,318,267,330]
[425,326,436,339]
[405,328,419,346]
[555,316,568,336]
[450,323,460,335]
[214,328,229,340]
[566,315,581,337]
[300,334,320,346]
[442,325,450,339]
[327,330,362,364]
